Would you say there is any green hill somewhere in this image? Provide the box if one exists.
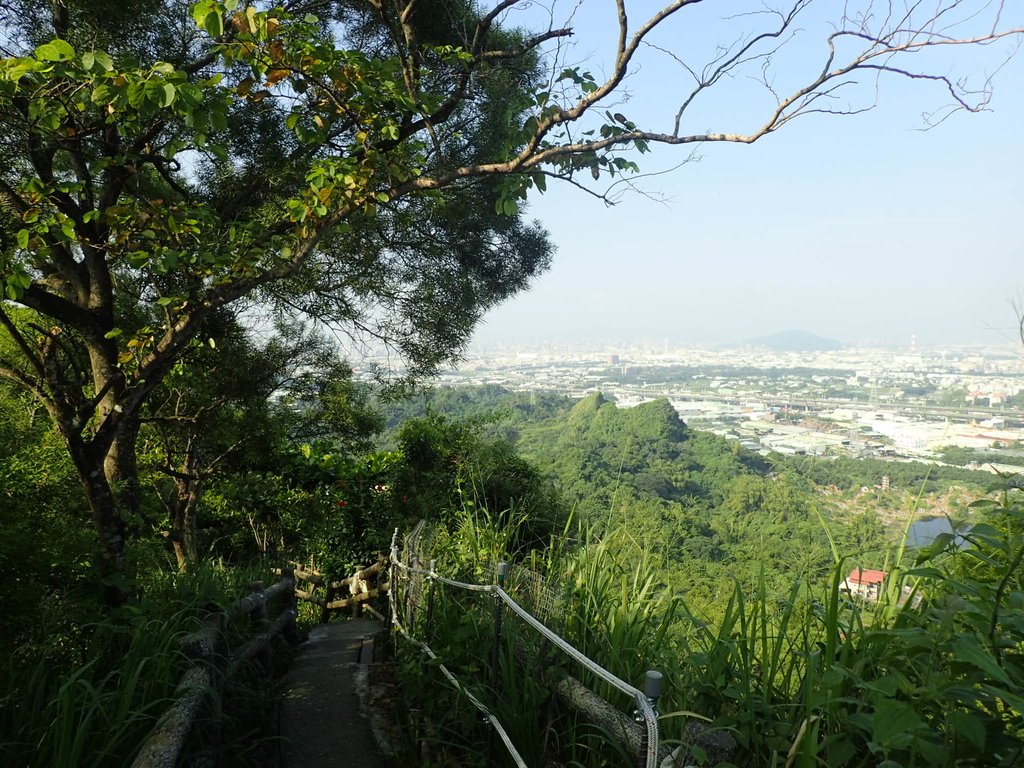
[516,394,766,515]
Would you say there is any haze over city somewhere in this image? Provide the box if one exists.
[467,1,1024,351]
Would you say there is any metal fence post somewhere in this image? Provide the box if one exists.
[637,670,663,768]
[425,558,438,640]
[487,561,508,767]
[407,554,419,633]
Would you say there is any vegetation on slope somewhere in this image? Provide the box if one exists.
[2,366,1018,767]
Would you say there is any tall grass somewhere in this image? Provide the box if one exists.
[398,489,1024,767]
[556,523,680,706]
[2,613,189,767]
[392,507,683,767]
[0,558,285,768]
[667,493,1024,767]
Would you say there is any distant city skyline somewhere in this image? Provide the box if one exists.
[467,2,1024,352]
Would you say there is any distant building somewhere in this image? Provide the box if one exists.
[841,568,887,601]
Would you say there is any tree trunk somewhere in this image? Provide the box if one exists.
[65,435,129,607]
[105,418,141,529]
[168,439,205,571]
[169,474,203,571]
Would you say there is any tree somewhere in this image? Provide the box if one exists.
[139,313,379,568]
[0,0,1020,600]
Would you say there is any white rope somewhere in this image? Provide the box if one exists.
[495,587,660,768]
[432,573,495,592]
[637,694,659,768]
[390,605,529,768]
[495,587,640,699]
[388,534,660,768]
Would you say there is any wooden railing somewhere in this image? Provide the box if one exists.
[131,570,299,768]
[130,559,391,768]
[281,555,390,623]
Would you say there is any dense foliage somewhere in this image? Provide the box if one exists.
[0,0,559,602]
[0,0,1021,760]
[388,490,1024,768]
[386,386,997,617]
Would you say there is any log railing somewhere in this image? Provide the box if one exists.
[281,555,390,623]
[131,570,299,768]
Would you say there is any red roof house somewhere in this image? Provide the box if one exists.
[841,568,887,601]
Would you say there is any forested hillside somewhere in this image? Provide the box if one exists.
[2,0,1022,762]
[379,385,1024,767]
[384,385,996,615]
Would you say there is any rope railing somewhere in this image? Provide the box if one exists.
[387,592,530,768]
[388,530,663,768]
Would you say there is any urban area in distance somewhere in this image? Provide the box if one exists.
[397,331,1024,473]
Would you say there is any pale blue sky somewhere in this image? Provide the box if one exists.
[470,0,1024,349]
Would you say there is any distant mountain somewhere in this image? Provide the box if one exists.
[744,330,844,352]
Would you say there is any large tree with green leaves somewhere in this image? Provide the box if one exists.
[138,312,383,568]
[0,0,1019,600]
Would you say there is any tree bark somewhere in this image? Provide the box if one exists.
[165,436,206,571]
[64,434,129,607]
[169,474,202,571]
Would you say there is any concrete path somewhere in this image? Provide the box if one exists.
[279,619,389,768]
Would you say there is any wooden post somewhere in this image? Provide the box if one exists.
[194,609,224,767]
[321,581,336,624]
[637,670,663,768]
[249,581,272,676]
[282,567,300,646]
[349,565,362,618]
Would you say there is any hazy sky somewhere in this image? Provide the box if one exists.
[468,0,1024,350]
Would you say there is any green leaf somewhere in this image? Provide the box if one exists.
[948,711,986,751]
[81,51,95,70]
[91,84,113,104]
[16,229,28,249]
[93,51,113,71]
[6,60,39,84]
[36,39,75,62]
[161,82,176,106]
[104,328,123,339]
[871,699,921,745]
[192,0,213,26]
[968,499,999,509]
[203,10,224,37]
[495,197,518,216]
[210,108,227,133]
[951,637,1012,684]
